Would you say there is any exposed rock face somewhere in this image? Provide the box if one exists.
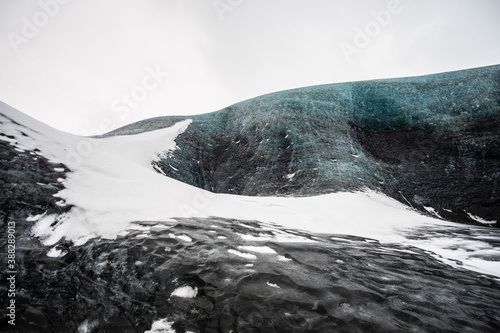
[0,138,71,331]
[106,65,500,226]
[0,137,69,220]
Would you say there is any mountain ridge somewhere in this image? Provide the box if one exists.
[101,65,500,226]
[103,63,500,137]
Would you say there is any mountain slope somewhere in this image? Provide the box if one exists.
[0,101,444,246]
[104,65,500,226]
[1,66,500,332]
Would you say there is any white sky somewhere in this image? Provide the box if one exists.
[1,0,499,135]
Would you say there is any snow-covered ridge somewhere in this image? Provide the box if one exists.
[1,101,500,278]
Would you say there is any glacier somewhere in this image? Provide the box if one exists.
[104,65,500,226]
[0,65,500,332]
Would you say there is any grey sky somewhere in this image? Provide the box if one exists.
[1,0,499,134]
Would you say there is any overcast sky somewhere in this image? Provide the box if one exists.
[1,0,500,135]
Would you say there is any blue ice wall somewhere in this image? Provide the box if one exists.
[105,65,500,226]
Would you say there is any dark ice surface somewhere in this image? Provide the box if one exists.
[1,216,500,332]
[1,127,494,332]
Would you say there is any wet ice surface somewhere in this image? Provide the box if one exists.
[4,218,500,332]
[403,224,500,277]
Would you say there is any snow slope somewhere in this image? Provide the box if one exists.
[1,102,499,278]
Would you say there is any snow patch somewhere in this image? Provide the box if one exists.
[150,224,172,231]
[55,200,67,207]
[466,212,497,225]
[238,246,277,255]
[153,164,166,176]
[0,135,16,144]
[26,213,45,222]
[171,285,197,298]
[238,231,315,244]
[423,206,442,219]
[267,281,280,288]
[144,318,176,333]
[77,319,99,333]
[228,249,257,260]
[47,247,66,258]
[168,233,192,242]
